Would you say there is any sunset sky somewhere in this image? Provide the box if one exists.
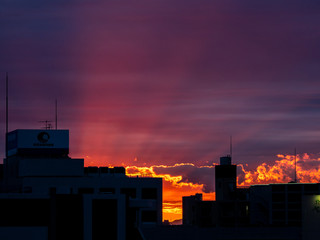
[1,0,320,221]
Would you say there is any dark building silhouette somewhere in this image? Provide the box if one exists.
[183,193,216,227]
[183,155,249,227]
[183,154,320,239]
[250,183,320,227]
[215,155,249,227]
[215,156,237,201]
[0,129,162,240]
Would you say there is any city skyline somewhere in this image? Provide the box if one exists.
[1,0,320,222]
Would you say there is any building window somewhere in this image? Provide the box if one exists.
[0,199,50,226]
[304,184,319,193]
[141,210,157,222]
[288,211,301,220]
[99,188,115,194]
[50,187,56,195]
[272,193,285,202]
[272,185,285,192]
[287,184,301,192]
[78,188,94,194]
[288,193,301,202]
[92,199,118,240]
[23,186,32,193]
[88,167,99,173]
[272,202,285,210]
[99,167,109,174]
[141,188,157,199]
[272,211,285,220]
[120,188,136,198]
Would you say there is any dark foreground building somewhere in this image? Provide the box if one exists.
[142,225,301,240]
[183,156,249,227]
[182,155,320,240]
[250,182,320,227]
[0,129,162,240]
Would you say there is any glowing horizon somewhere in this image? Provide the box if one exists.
[83,153,320,222]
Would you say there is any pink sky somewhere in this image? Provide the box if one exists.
[1,0,320,221]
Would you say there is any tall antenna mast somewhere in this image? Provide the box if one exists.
[5,72,8,158]
[55,99,58,130]
[230,135,233,163]
[294,148,297,183]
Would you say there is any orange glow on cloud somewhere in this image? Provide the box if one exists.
[126,164,206,188]
[239,153,320,186]
[89,153,320,223]
[126,164,215,222]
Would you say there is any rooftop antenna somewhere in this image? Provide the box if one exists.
[55,99,58,130]
[294,148,297,183]
[230,135,233,163]
[5,72,8,158]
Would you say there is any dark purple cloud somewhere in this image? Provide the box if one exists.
[152,164,215,193]
[1,1,320,169]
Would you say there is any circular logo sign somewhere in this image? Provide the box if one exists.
[37,132,50,143]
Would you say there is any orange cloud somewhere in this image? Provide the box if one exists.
[238,153,320,186]
[97,153,320,223]
[126,164,210,188]
[126,164,215,222]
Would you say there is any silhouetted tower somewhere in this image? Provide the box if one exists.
[215,155,237,201]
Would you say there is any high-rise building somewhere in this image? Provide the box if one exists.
[215,155,237,201]
[183,155,249,227]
